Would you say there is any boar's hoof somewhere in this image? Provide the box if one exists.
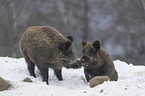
[89,76,110,88]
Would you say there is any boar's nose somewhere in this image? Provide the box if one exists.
[69,60,82,69]
[80,56,90,66]
[81,55,90,61]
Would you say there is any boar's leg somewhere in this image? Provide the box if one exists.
[25,56,36,78]
[39,65,49,85]
[54,69,63,81]
[84,69,92,82]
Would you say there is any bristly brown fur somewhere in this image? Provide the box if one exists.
[19,26,81,85]
[80,40,118,82]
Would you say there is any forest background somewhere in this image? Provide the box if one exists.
[1,0,145,65]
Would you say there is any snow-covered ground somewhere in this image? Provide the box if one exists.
[0,57,145,96]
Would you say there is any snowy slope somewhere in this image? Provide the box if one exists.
[0,57,145,96]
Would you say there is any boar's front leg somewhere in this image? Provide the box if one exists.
[54,69,63,81]
[39,64,49,85]
[84,69,92,82]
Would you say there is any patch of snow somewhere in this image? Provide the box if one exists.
[0,57,145,96]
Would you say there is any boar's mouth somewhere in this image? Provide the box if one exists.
[83,62,97,69]
[62,59,69,63]
[80,56,99,69]
[62,60,82,69]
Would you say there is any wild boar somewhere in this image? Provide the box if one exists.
[19,26,81,84]
[80,40,118,82]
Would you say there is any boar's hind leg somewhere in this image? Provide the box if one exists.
[25,56,36,78]
[54,69,63,81]
[39,65,49,85]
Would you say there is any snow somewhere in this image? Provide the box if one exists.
[0,57,145,96]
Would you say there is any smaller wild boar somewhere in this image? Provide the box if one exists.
[80,40,118,82]
[19,26,81,85]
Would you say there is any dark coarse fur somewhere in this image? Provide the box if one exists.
[19,26,81,85]
[80,40,118,82]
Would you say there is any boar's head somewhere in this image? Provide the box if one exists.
[80,40,102,69]
[59,36,82,69]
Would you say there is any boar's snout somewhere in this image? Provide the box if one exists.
[81,56,90,62]
[81,56,89,61]
[63,59,82,69]
[69,60,82,69]
[80,55,90,66]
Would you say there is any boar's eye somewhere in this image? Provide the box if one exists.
[90,49,94,53]
[88,48,96,56]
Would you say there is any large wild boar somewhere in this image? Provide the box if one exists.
[19,26,81,84]
[80,40,118,82]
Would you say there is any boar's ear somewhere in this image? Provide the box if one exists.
[93,40,101,51]
[81,40,87,47]
[59,41,72,52]
[65,41,72,50]
[67,36,73,43]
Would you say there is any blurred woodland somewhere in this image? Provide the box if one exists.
[0,0,145,65]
